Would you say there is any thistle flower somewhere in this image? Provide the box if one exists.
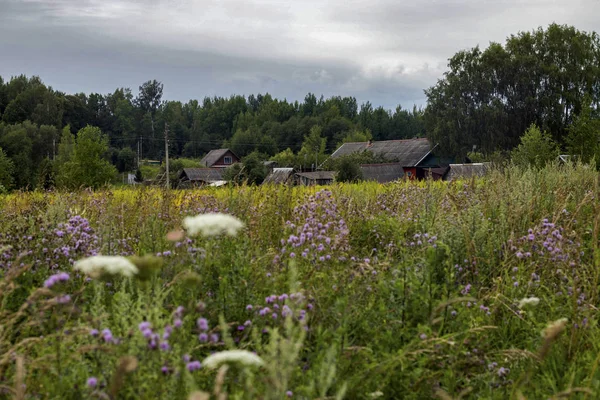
[73,255,138,278]
[518,297,540,309]
[44,272,70,288]
[186,361,202,371]
[182,213,244,237]
[87,377,98,388]
[202,350,264,369]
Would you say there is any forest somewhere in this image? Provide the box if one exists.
[0,23,599,191]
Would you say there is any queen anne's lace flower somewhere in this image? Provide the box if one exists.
[518,297,540,309]
[183,213,244,237]
[202,350,264,369]
[73,255,138,278]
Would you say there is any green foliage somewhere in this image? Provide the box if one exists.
[56,125,117,189]
[426,24,600,156]
[223,151,268,185]
[116,147,136,173]
[511,124,559,168]
[334,156,363,183]
[134,168,144,183]
[566,96,600,167]
[0,147,15,189]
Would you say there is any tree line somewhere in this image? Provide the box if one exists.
[0,76,425,190]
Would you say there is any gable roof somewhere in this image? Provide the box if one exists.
[360,163,405,183]
[263,168,294,184]
[330,138,433,167]
[179,168,224,182]
[296,171,336,181]
[200,149,237,167]
[445,163,491,181]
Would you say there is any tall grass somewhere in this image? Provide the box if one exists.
[0,163,599,399]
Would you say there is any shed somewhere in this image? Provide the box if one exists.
[360,163,405,183]
[295,171,336,186]
[178,168,225,187]
[263,168,295,185]
[444,163,491,181]
[200,149,240,168]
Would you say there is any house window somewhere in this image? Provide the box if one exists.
[224,156,233,165]
[406,171,412,177]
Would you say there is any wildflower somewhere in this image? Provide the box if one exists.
[90,329,99,336]
[182,213,244,237]
[419,333,427,340]
[139,321,152,331]
[102,328,113,342]
[56,295,71,304]
[73,255,138,278]
[186,361,202,371]
[246,304,253,311]
[518,297,540,309]
[161,366,169,374]
[497,367,509,377]
[286,390,293,397]
[203,350,264,369]
[44,272,70,288]
[197,318,209,331]
[198,333,208,342]
[211,334,219,343]
[87,377,98,388]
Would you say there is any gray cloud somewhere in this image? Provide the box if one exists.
[1,0,598,109]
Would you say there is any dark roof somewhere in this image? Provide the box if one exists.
[296,171,336,180]
[179,168,224,182]
[330,138,433,166]
[200,149,236,167]
[360,163,405,183]
[445,163,490,181]
[263,168,294,184]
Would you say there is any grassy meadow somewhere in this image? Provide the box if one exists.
[1,163,600,399]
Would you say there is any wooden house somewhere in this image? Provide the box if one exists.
[200,149,239,168]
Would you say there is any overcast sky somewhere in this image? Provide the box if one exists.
[1,0,599,109]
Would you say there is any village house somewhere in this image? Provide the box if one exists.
[330,138,448,182]
[200,149,240,168]
[178,168,225,187]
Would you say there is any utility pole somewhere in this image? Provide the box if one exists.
[164,123,170,189]
[137,138,140,168]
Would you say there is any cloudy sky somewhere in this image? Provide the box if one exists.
[1,0,599,109]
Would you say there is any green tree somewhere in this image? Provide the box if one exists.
[425,24,600,157]
[0,147,15,190]
[299,125,327,169]
[56,125,117,189]
[566,97,600,167]
[116,147,136,173]
[335,156,363,183]
[223,151,267,185]
[136,79,163,141]
[511,124,559,168]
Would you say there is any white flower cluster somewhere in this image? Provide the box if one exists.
[74,255,138,278]
[183,213,244,237]
[202,350,264,369]
[518,297,540,309]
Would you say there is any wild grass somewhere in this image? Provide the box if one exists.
[0,162,599,399]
